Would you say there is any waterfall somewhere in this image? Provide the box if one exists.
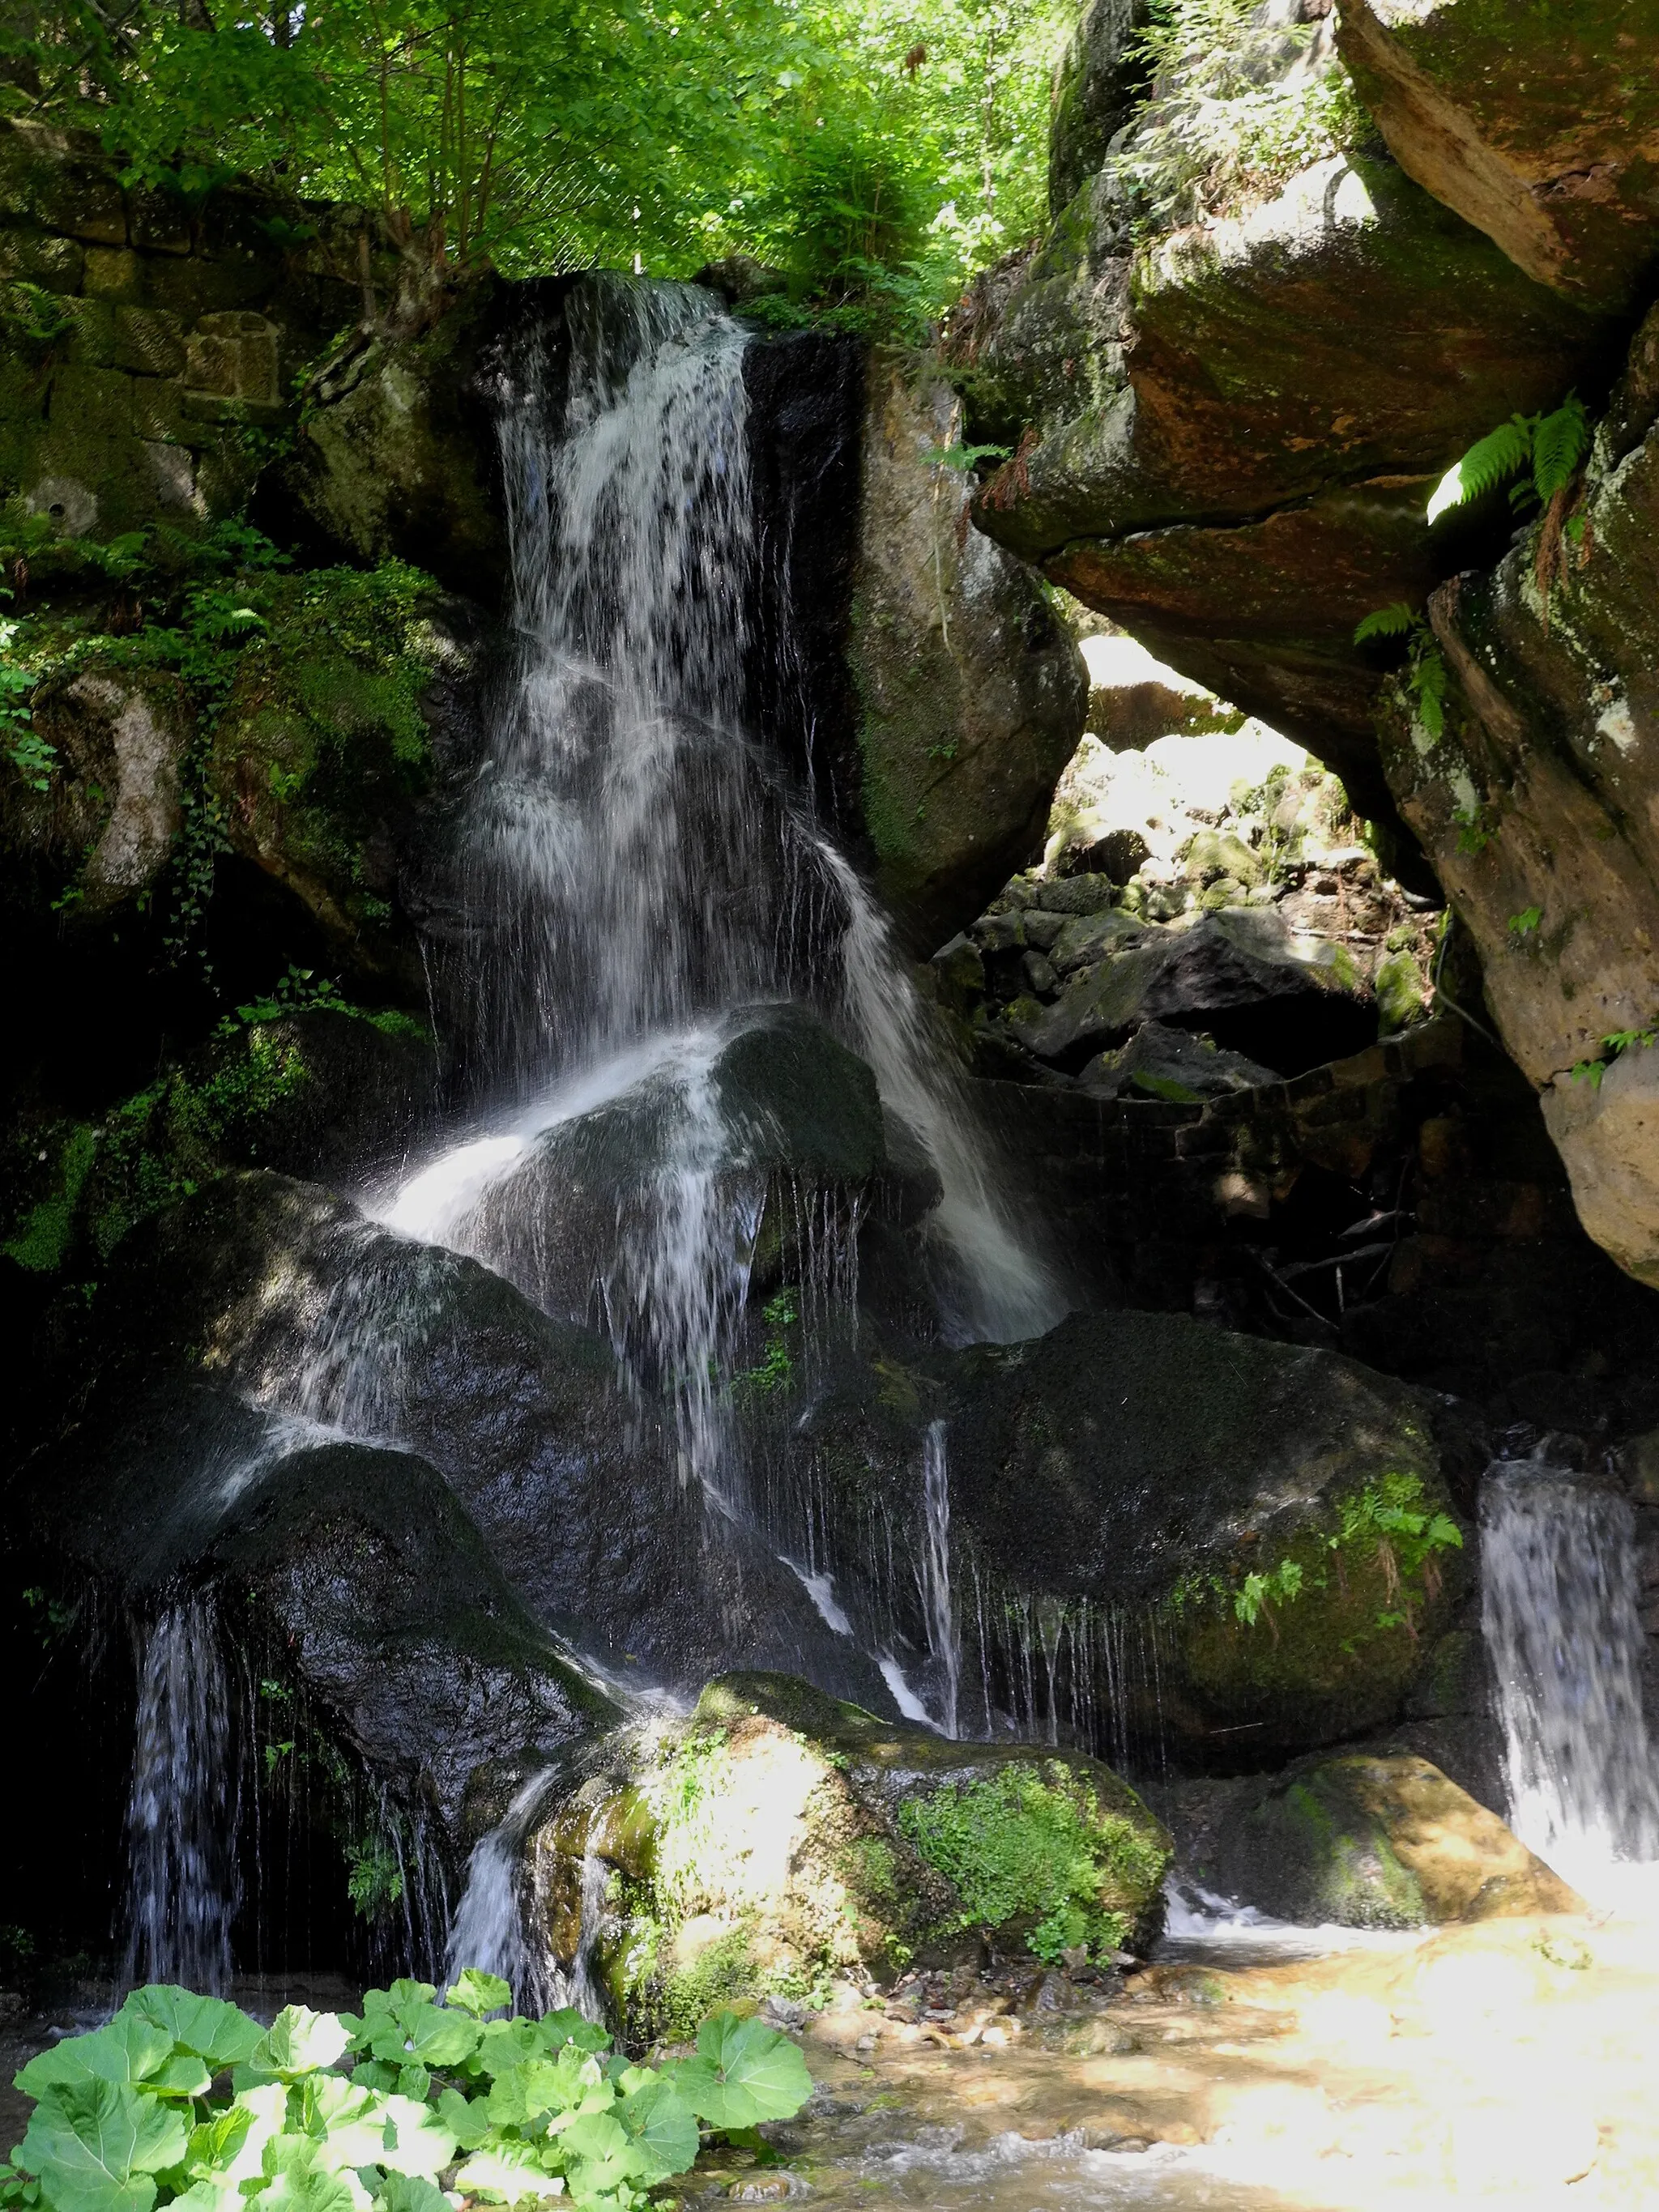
[1481,1460,1659,1899]
[919,1420,960,1739]
[124,1596,237,1993]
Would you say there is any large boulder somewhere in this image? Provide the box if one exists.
[527,1671,1171,2037]
[955,136,1606,828]
[1376,305,1659,1282]
[39,1172,900,1712]
[1208,1754,1585,1927]
[388,1004,898,1318]
[1336,0,1659,313]
[1048,0,1151,216]
[1011,907,1375,1075]
[792,1308,1466,1759]
[848,354,1087,950]
[27,1381,616,1835]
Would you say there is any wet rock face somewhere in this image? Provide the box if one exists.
[1047,0,1152,218]
[1336,0,1659,313]
[0,669,190,918]
[954,140,1606,827]
[528,1672,1171,2037]
[1206,1754,1584,1928]
[847,356,1088,952]
[41,1173,898,1717]
[30,1394,616,1834]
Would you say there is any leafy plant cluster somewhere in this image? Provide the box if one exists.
[4,0,1072,336]
[1171,1473,1463,1645]
[1571,1024,1659,1089]
[896,1765,1162,1963]
[1424,395,1590,526]
[0,1972,812,2212]
[731,1288,800,1400]
[1111,0,1367,235]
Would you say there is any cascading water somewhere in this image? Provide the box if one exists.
[124,1596,238,1994]
[115,276,1068,1990]
[1481,1458,1659,1903]
[390,275,1060,1481]
[919,1420,960,1740]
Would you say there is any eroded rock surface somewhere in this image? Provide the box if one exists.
[848,356,1087,948]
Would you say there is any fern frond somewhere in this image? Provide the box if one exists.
[1427,414,1533,523]
[1353,601,1416,644]
[1531,393,1589,503]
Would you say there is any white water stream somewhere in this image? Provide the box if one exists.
[1482,1458,1659,1908]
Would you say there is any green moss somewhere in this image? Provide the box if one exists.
[2,1121,97,1271]
[897,1764,1168,1964]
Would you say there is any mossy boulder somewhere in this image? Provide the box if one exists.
[281,286,508,599]
[1209,1754,1586,1929]
[528,1672,1171,2040]
[849,355,1086,952]
[207,565,488,981]
[26,1387,617,1834]
[2,1003,437,1277]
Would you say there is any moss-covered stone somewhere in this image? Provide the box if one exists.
[528,1671,1171,2044]
[1210,1754,1586,1928]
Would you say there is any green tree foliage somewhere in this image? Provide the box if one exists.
[1,0,1070,329]
[0,1977,812,2212]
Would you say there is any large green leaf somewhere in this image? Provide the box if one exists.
[298,2082,456,2184]
[612,2076,699,2185]
[352,1989,478,2073]
[670,2013,811,2130]
[373,2179,449,2212]
[19,2079,190,2212]
[118,1991,263,2073]
[16,2019,176,2099]
[486,2047,603,2132]
[442,1972,510,2022]
[452,2142,563,2204]
[239,2009,351,2085]
[433,2089,490,2154]
[257,2137,366,2212]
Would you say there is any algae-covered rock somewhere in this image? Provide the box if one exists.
[1210,1754,1586,1928]
[528,1671,1171,2038]
[848,354,1087,951]
[281,288,508,599]
[1336,0,1659,313]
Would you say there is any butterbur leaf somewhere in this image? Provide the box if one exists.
[373,2178,449,2212]
[258,2136,366,2212]
[671,2012,811,2129]
[19,2078,190,2212]
[119,1990,263,2073]
[612,2077,699,2184]
[454,2142,564,2203]
[364,2095,456,2181]
[433,2089,490,2153]
[443,1971,510,2022]
[555,2113,625,2167]
[533,2014,606,2058]
[170,2181,245,2212]
[16,2018,176,2098]
[241,2007,351,2083]
[474,2022,541,2078]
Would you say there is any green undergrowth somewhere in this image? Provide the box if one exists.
[2,974,423,1275]
[0,1971,812,2212]
[896,1765,1165,1965]
[0,514,441,963]
[1169,1472,1464,1646]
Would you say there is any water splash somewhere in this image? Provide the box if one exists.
[124,1596,237,1993]
[1482,1459,1659,1902]
[446,1770,561,2009]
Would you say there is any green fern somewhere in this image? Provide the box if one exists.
[1532,394,1590,503]
[1427,394,1590,525]
[1353,601,1415,643]
[1427,416,1533,523]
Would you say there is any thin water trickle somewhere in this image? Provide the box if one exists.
[1482,1458,1659,1905]
[919,1420,959,1739]
[446,1771,560,2008]
[124,1596,238,1994]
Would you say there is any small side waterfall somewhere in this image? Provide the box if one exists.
[124,1596,238,1993]
[445,1771,557,2008]
[1482,1460,1659,1899]
[919,1420,960,1740]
